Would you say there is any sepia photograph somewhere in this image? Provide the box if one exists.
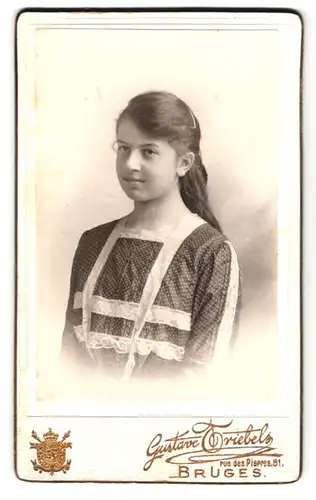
[16,10,301,482]
[32,15,278,404]
[59,89,242,391]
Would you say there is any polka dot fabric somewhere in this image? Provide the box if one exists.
[61,218,241,379]
[94,238,163,302]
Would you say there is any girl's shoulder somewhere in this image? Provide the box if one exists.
[76,218,120,249]
[183,220,239,268]
[185,220,226,252]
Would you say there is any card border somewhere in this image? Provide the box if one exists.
[14,7,303,484]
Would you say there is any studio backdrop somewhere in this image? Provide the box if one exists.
[34,26,279,400]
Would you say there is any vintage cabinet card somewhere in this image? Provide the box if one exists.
[16,10,302,483]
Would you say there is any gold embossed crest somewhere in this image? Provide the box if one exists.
[30,428,72,475]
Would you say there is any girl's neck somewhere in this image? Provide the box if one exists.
[126,188,192,231]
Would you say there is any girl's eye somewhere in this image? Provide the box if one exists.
[118,144,130,153]
[142,148,157,159]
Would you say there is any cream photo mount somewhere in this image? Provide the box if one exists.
[16,10,302,483]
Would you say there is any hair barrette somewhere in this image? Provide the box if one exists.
[187,106,197,129]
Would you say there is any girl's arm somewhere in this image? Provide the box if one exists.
[59,231,91,370]
[184,239,242,374]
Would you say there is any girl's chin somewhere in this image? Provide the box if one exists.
[122,190,151,202]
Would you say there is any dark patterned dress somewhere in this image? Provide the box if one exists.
[61,213,241,381]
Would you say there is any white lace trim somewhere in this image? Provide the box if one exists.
[74,324,85,342]
[213,241,239,360]
[149,304,191,331]
[73,326,184,362]
[119,216,189,242]
[81,218,127,354]
[78,213,204,376]
[73,293,191,331]
[118,228,165,242]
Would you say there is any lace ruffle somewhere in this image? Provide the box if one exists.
[73,326,184,362]
[73,293,191,331]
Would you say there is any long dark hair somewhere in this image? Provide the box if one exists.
[116,91,222,233]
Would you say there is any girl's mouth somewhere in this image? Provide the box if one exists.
[123,177,145,183]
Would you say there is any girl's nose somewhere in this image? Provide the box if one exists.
[126,149,141,171]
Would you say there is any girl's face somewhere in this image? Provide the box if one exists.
[115,118,188,203]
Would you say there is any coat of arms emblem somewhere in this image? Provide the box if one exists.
[30,428,72,475]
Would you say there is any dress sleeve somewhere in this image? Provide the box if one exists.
[59,231,90,369]
[184,240,242,371]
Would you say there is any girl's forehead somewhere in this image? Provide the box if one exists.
[117,118,163,146]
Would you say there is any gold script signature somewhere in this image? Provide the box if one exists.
[144,419,282,471]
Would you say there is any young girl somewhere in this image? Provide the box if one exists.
[60,91,242,383]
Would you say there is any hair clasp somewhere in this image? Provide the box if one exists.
[187,106,197,130]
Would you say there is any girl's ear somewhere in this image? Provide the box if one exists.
[177,152,195,178]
